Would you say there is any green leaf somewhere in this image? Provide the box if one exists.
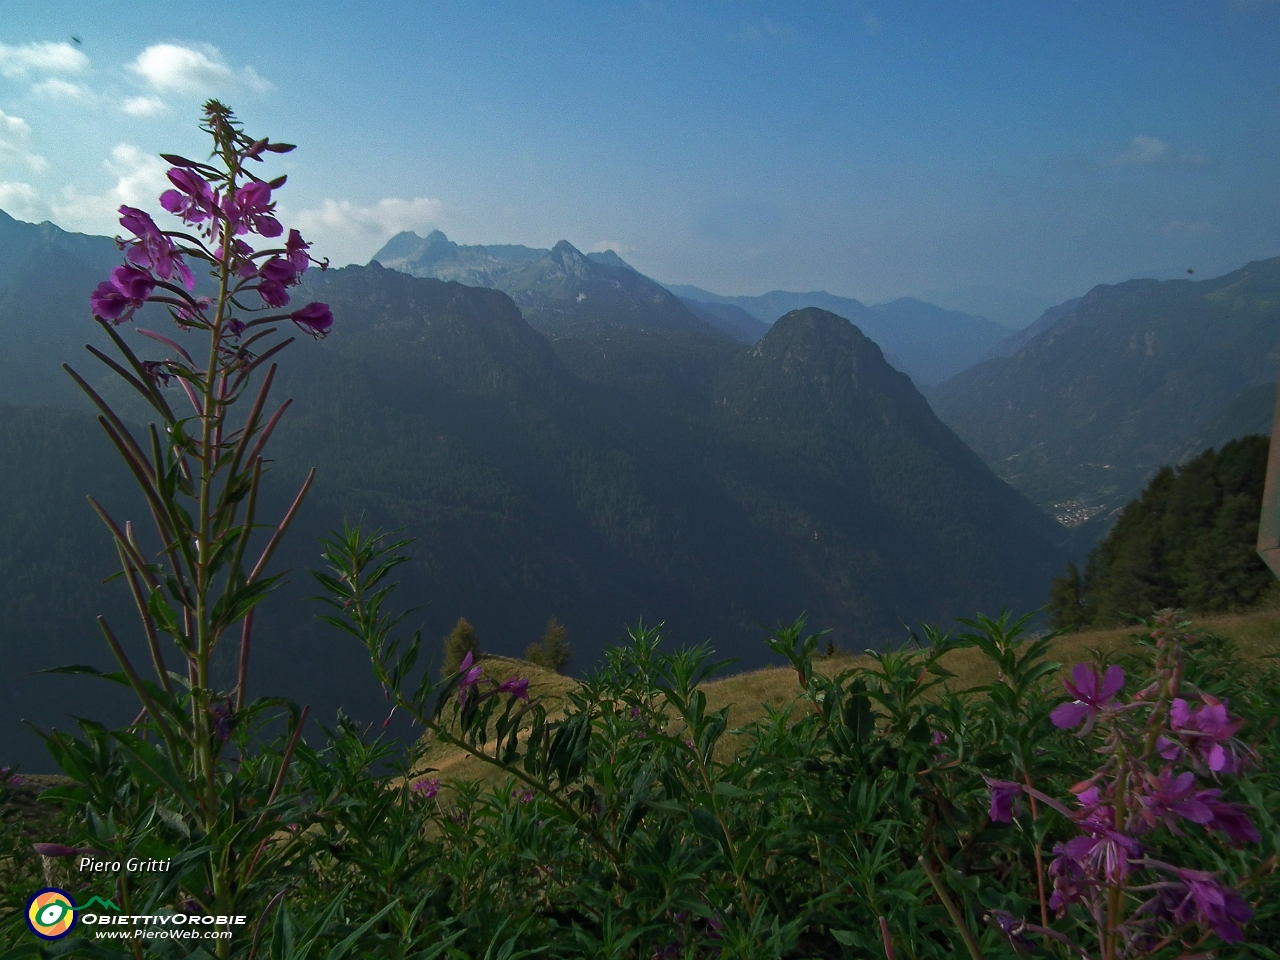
[110,730,199,815]
[148,587,182,637]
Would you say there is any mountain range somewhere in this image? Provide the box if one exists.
[0,213,1068,769]
[373,232,1010,385]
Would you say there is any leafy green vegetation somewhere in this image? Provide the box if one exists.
[1048,435,1274,631]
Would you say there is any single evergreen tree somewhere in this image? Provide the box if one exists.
[526,616,571,673]
[442,616,481,677]
[1047,561,1090,632]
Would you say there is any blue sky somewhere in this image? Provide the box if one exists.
[1,0,1277,324]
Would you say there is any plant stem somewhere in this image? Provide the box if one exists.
[918,855,985,960]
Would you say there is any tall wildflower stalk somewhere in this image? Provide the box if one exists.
[982,610,1261,958]
[38,101,331,958]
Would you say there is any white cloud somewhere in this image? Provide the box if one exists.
[295,196,443,238]
[1116,135,1170,164]
[32,78,88,100]
[51,143,168,235]
[1113,135,1213,168]
[128,43,273,96]
[122,95,168,117]
[589,240,633,255]
[0,181,44,221]
[0,110,47,175]
[0,41,89,79]
[291,196,444,266]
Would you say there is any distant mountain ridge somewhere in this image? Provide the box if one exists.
[374,231,719,338]
[983,297,1083,360]
[665,284,1009,385]
[929,257,1280,542]
[375,232,1009,383]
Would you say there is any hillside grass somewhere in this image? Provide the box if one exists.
[409,605,1280,796]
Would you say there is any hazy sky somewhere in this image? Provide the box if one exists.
[1,0,1277,323]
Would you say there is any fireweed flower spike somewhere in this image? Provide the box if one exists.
[1051,662,1124,734]
[71,104,334,953]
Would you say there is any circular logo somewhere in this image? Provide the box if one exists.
[26,888,77,940]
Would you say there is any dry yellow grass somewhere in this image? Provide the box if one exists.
[414,607,1280,794]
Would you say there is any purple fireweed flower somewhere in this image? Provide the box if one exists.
[931,729,948,746]
[1062,827,1141,883]
[458,651,483,687]
[290,301,333,339]
[1157,736,1182,761]
[1204,800,1260,845]
[986,778,1023,823]
[1048,845,1086,914]
[514,787,534,803]
[111,263,156,301]
[285,229,311,273]
[497,676,530,701]
[228,181,282,237]
[1172,868,1253,944]
[258,278,290,308]
[208,702,232,741]
[119,205,195,290]
[411,777,440,799]
[91,280,140,324]
[457,650,483,704]
[1171,696,1246,773]
[1137,768,1217,834]
[259,256,302,287]
[160,168,217,226]
[257,256,303,307]
[1051,663,1124,734]
[225,318,245,337]
[141,361,173,386]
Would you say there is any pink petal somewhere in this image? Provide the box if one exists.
[1099,665,1125,701]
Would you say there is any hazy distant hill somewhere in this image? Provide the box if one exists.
[676,297,770,344]
[667,285,1007,385]
[929,258,1280,535]
[0,211,122,409]
[984,297,1083,360]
